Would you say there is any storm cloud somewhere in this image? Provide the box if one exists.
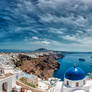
[0,0,92,51]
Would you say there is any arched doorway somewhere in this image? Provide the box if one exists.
[2,82,8,92]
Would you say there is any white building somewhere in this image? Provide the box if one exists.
[0,67,16,92]
[49,66,92,92]
[0,65,25,92]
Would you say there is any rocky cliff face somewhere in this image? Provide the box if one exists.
[12,53,63,80]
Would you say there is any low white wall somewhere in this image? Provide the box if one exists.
[63,86,89,92]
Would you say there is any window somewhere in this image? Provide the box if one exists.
[76,82,79,87]
[67,81,69,85]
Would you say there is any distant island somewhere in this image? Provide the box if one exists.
[34,48,50,52]
[0,48,92,54]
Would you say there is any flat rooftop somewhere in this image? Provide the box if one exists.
[0,73,13,80]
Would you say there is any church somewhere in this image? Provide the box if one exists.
[49,66,92,92]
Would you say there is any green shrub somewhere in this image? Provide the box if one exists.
[19,77,36,88]
[20,77,27,82]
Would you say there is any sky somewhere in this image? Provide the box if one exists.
[0,0,92,51]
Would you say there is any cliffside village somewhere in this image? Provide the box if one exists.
[0,52,92,92]
[0,52,60,92]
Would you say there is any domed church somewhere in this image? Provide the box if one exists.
[61,66,89,92]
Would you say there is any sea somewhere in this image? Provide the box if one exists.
[0,49,32,53]
[0,49,92,81]
[54,53,92,81]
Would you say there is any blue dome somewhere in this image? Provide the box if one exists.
[65,67,85,80]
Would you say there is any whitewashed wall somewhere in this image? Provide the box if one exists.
[64,78,87,87]
[0,76,13,92]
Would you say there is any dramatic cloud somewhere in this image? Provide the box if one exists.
[0,0,92,51]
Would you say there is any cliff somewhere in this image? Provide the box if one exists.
[12,53,63,80]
